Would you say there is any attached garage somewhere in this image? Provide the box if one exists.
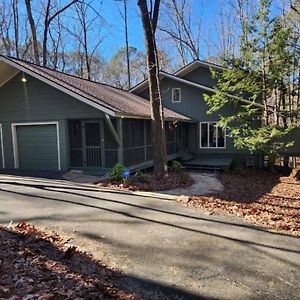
[12,122,60,170]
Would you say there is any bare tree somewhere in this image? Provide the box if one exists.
[138,0,167,174]
[158,0,202,65]
[25,0,78,66]
[42,0,79,66]
[25,0,40,63]
[12,0,19,58]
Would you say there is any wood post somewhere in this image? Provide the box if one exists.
[104,114,123,165]
[117,118,123,165]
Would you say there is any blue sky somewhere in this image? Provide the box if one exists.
[96,0,286,60]
[98,0,221,59]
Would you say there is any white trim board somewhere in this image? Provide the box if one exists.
[0,56,116,116]
[11,121,61,170]
[0,124,5,168]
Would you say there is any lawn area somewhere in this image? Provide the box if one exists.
[0,223,138,299]
[179,171,300,236]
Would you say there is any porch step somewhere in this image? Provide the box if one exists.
[183,156,233,171]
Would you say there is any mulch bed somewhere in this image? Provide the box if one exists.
[179,171,300,236]
[97,171,193,192]
[0,222,139,299]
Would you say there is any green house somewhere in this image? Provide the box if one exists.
[0,56,298,173]
[0,55,191,173]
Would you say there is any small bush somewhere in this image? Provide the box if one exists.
[130,171,152,184]
[170,160,184,173]
[107,163,125,182]
[232,163,245,176]
[179,172,190,184]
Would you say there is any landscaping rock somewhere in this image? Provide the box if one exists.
[291,168,300,180]
[177,195,190,203]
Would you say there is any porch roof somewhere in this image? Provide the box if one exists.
[0,55,191,122]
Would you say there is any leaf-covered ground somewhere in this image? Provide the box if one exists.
[180,171,300,236]
[0,222,139,299]
[98,171,193,192]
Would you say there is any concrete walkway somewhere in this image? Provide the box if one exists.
[161,172,223,196]
[0,174,299,300]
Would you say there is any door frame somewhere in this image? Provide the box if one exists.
[11,121,61,170]
[81,120,105,168]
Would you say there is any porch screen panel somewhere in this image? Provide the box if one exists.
[69,120,83,167]
[85,122,102,167]
[145,121,153,161]
[123,119,146,166]
[104,119,118,168]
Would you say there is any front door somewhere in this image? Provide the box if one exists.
[83,121,104,168]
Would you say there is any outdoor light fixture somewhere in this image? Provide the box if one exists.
[21,72,27,83]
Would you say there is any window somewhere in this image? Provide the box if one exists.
[172,88,181,102]
[200,122,226,148]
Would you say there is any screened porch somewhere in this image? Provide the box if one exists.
[68,118,190,172]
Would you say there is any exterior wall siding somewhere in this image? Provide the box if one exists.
[0,73,104,170]
[136,72,264,167]
[180,66,217,87]
[158,77,250,155]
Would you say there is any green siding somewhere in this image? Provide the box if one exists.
[137,72,263,167]
[0,73,105,170]
[181,66,217,87]
[158,77,249,155]
[17,125,58,170]
[0,125,3,169]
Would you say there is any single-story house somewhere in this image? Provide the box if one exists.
[0,55,191,172]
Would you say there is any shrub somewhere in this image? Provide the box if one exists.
[179,172,190,184]
[232,162,245,176]
[170,160,184,173]
[130,171,152,184]
[107,163,126,182]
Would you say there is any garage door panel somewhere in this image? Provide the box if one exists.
[16,124,59,170]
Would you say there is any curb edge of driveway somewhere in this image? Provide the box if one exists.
[0,174,181,201]
[94,187,180,201]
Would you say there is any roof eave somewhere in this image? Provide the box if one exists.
[0,55,117,117]
[114,112,192,122]
[173,60,225,77]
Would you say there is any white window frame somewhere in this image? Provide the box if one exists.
[200,122,226,149]
[0,124,5,168]
[172,88,181,103]
[11,121,61,170]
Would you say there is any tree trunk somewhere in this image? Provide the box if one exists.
[25,0,40,64]
[137,0,167,174]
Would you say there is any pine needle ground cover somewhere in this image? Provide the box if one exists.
[180,171,300,236]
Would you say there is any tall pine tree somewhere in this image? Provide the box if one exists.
[204,0,299,169]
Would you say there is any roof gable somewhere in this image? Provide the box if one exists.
[173,60,225,78]
[0,55,190,121]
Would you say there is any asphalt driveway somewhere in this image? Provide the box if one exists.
[0,174,299,299]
